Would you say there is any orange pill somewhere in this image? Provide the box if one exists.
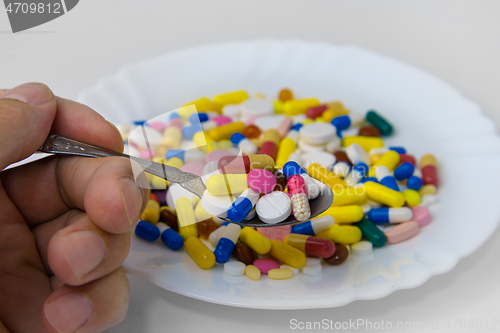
[278,88,294,102]
[243,125,262,139]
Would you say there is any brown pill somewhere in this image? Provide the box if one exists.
[233,242,255,265]
[272,170,288,191]
[160,207,178,231]
[243,125,262,139]
[323,243,349,266]
[358,125,381,137]
[333,151,353,167]
[278,88,294,102]
[196,219,220,239]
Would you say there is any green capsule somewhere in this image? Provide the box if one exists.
[366,110,393,136]
[354,218,386,247]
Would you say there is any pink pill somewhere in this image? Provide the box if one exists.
[181,162,205,176]
[253,258,280,274]
[148,121,167,132]
[257,225,291,242]
[385,221,419,244]
[247,169,276,194]
[205,149,235,163]
[411,206,432,228]
[213,116,232,126]
[277,116,293,138]
[170,118,183,129]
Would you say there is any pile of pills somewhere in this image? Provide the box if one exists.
[117,88,440,280]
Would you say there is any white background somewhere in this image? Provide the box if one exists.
[1,1,500,332]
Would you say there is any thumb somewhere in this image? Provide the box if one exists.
[0,83,57,170]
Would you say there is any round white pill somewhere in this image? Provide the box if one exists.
[351,241,373,256]
[256,191,292,224]
[345,143,370,165]
[302,264,322,276]
[325,137,341,152]
[298,140,325,152]
[224,261,246,276]
[299,123,336,145]
[240,99,274,120]
[302,151,336,169]
[305,257,322,266]
[280,264,299,275]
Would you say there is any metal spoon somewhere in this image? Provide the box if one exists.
[38,134,333,227]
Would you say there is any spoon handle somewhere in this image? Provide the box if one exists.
[37,135,206,197]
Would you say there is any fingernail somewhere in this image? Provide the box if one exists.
[44,292,92,332]
[61,231,105,279]
[0,82,53,105]
[119,176,144,226]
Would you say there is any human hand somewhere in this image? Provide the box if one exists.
[0,83,148,332]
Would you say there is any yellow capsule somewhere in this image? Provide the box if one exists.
[245,265,261,280]
[325,101,347,113]
[363,181,405,208]
[262,129,280,144]
[206,174,248,196]
[182,97,214,116]
[268,268,293,280]
[140,199,160,224]
[420,153,439,169]
[275,137,296,169]
[403,189,421,207]
[269,240,306,268]
[368,150,400,177]
[419,184,437,196]
[239,227,272,254]
[175,197,198,239]
[329,224,362,244]
[318,205,364,224]
[208,121,246,141]
[273,100,284,114]
[193,131,213,153]
[315,117,326,123]
[213,90,249,107]
[330,187,367,206]
[307,163,346,190]
[210,140,233,150]
[342,136,384,152]
[194,200,213,222]
[283,98,320,116]
[185,237,216,269]
[370,153,383,165]
[301,118,314,125]
[320,110,335,123]
[284,234,308,252]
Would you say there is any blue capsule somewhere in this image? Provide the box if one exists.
[283,161,307,177]
[188,112,209,123]
[368,207,413,224]
[407,176,423,190]
[230,132,246,145]
[182,123,203,140]
[389,146,406,154]
[227,189,259,223]
[331,115,351,137]
[166,149,184,160]
[133,120,147,126]
[157,223,183,250]
[380,176,399,191]
[214,224,241,264]
[291,216,335,235]
[290,123,303,132]
[393,162,415,181]
[135,220,160,241]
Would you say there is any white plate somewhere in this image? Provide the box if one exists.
[78,40,500,309]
